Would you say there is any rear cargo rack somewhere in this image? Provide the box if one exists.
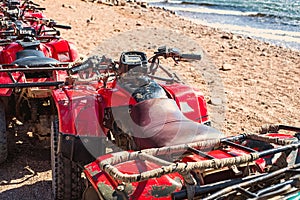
[93,125,300,199]
[0,63,70,72]
[0,63,70,88]
[0,81,65,88]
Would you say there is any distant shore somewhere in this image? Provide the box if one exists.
[148,2,300,50]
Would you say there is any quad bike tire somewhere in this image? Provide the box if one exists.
[0,101,7,164]
[51,117,83,200]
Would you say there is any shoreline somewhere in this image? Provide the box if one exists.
[148,2,300,51]
[186,17,300,51]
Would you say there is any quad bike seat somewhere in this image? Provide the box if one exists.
[12,49,59,67]
[129,98,223,149]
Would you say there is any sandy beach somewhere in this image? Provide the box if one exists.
[0,0,299,199]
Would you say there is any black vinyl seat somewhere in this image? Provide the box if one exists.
[13,49,59,67]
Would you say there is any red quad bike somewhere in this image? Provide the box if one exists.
[53,47,300,200]
[51,47,212,199]
[0,18,78,164]
[0,0,46,24]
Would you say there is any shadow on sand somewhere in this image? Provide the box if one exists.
[0,126,52,200]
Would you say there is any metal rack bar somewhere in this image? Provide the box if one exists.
[0,66,70,72]
[0,81,64,88]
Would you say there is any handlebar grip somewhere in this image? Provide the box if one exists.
[69,62,92,74]
[180,53,201,60]
[28,1,40,6]
[35,7,46,10]
[53,24,72,29]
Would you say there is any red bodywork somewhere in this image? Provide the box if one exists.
[0,39,78,64]
[0,39,78,97]
[52,85,104,136]
[85,157,183,200]
[163,84,208,123]
[52,80,209,137]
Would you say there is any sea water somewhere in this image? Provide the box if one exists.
[148,0,300,50]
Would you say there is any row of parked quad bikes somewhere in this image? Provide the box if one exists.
[1,0,300,199]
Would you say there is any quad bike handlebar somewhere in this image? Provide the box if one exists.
[22,5,45,11]
[50,23,71,30]
[1,0,46,16]
[68,47,201,83]
[42,19,71,30]
[69,55,114,75]
[21,0,40,7]
[153,45,201,62]
[148,46,201,81]
[0,18,71,43]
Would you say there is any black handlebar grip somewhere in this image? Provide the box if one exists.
[69,63,90,74]
[29,1,40,6]
[53,24,72,29]
[180,53,201,60]
[35,7,46,10]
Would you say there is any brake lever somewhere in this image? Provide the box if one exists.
[172,56,179,64]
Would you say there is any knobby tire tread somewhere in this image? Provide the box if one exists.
[51,116,83,200]
[0,101,7,164]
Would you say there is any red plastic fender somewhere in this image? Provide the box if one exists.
[162,84,209,123]
[52,85,105,136]
[84,154,183,200]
